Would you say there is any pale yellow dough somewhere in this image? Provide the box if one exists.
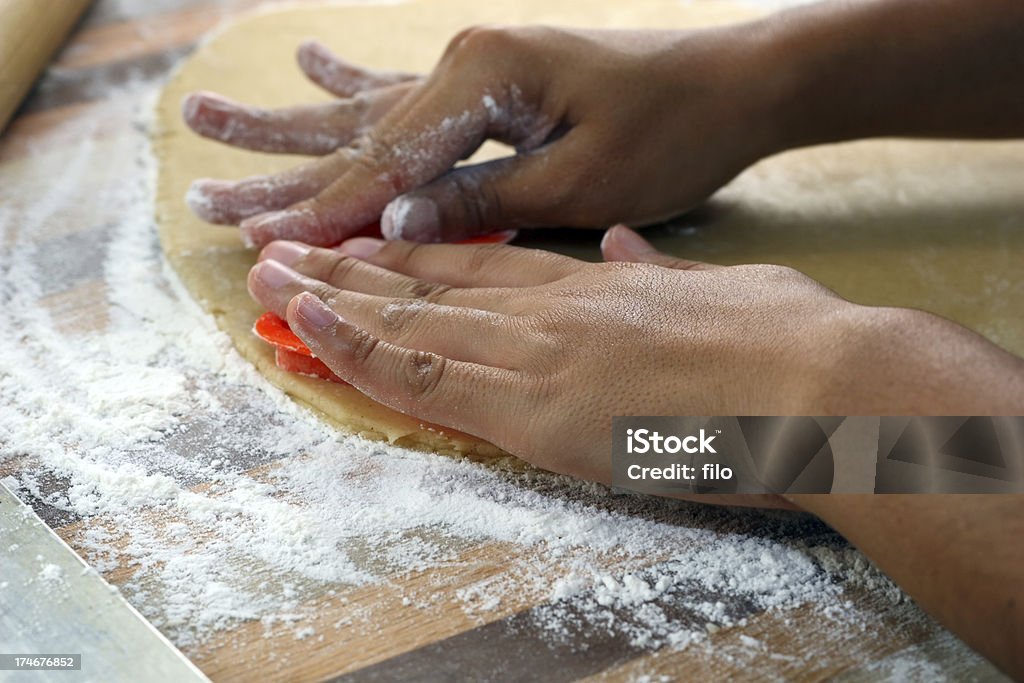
[155,0,1024,454]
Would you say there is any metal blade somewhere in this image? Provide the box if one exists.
[0,482,210,682]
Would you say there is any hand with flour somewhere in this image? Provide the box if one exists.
[183,0,1024,249]
[182,27,776,247]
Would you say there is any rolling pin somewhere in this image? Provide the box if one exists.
[0,0,92,132]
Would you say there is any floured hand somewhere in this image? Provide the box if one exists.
[183,27,781,247]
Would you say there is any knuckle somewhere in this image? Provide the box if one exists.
[307,280,338,302]
[349,327,381,365]
[379,299,428,339]
[463,243,508,277]
[503,311,565,376]
[374,243,452,302]
[375,240,422,276]
[445,25,513,60]
[444,26,476,53]
[442,25,532,74]
[372,239,414,267]
[444,26,479,55]
[347,132,392,179]
[405,279,450,302]
[323,253,359,285]
[759,264,802,281]
[401,350,448,402]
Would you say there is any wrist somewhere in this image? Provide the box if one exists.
[804,304,930,415]
[805,304,1024,415]
[653,21,808,165]
[745,6,855,152]
[699,13,828,159]
[747,1,904,152]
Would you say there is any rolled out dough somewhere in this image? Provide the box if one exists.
[155,0,1024,455]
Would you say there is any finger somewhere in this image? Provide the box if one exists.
[248,258,511,364]
[181,86,412,155]
[331,292,514,366]
[248,259,335,318]
[186,151,353,225]
[237,86,491,247]
[600,224,721,271]
[254,242,506,307]
[376,150,583,243]
[297,40,419,98]
[334,238,581,288]
[287,292,513,438]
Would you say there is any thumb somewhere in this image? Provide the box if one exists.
[600,224,720,271]
[380,154,571,243]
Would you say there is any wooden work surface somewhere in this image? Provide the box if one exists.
[0,1,1017,682]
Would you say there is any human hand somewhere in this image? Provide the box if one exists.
[184,25,782,248]
[244,226,871,484]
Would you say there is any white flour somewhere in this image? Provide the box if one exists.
[0,19,982,678]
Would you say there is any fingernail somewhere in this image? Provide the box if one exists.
[254,259,297,289]
[240,211,294,249]
[295,293,337,330]
[181,91,227,118]
[181,93,203,122]
[381,196,440,242]
[182,92,236,133]
[185,179,227,220]
[195,91,233,110]
[185,180,213,214]
[338,237,385,259]
[260,240,310,266]
[298,39,328,60]
[604,224,654,255]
